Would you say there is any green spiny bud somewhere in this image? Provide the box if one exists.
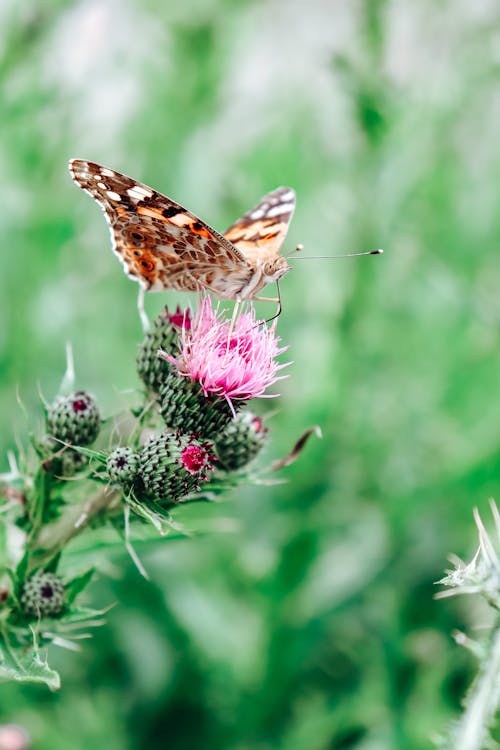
[107,447,140,488]
[46,391,100,446]
[60,449,87,476]
[215,411,268,470]
[20,573,65,619]
[139,432,215,504]
[137,306,191,394]
[159,370,233,440]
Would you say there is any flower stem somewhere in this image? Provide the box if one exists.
[445,617,500,750]
[28,487,120,570]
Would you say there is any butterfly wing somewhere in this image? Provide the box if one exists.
[223,186,296,266]
[69,159,252,295]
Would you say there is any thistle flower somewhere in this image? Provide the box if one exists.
[0,724,30,750]
[436,501,500,750]
[137,306,191,394]
[161,297,289,405]
[437,501,500,609]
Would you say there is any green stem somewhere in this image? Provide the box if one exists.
[445,618,500,750]
[28,487,121,570]
[29,464,53,533]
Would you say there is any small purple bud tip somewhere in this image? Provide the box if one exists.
[167,306,191,330]
[72,398,87,412]
[181,444,213,476]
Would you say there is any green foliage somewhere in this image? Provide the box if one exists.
[0,635,61,691]
[1,0,499,748]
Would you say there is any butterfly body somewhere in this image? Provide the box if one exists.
[69,159,295,300]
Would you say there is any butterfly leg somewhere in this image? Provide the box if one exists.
[226,298,241,350]
[137,286,150,332]
[251,296,280,303]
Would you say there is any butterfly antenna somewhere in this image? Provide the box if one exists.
[293,248,383,260]
[226,298,241,349]
[285,243,304,259]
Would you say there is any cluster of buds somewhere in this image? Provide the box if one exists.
[103,300,286,510]
[7,298,286,632]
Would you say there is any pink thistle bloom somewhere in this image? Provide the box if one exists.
[163,297,290,403]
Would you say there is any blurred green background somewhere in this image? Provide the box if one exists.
[2,0,500,748]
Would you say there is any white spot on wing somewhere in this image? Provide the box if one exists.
[127,186,153,200]
[267,202,294,217]
[107,191,121,201]
[250,209,264,219]
[101,168,115,177]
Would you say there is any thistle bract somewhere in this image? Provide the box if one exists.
[159,369,234,440]
[46,391,100,446]
[137,306,190,394]
[215,411,268,470]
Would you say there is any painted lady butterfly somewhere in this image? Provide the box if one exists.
[69,159,296,301]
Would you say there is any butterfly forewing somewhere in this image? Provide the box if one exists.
[69,160,294,298]
[223,186,295,265]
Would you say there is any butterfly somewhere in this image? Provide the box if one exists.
[69,159,296,302]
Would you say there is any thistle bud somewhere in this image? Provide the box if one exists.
[106,447,140,488]
[60,449,87,476]
[46,391,100,446]
[159,370,233,440]
[215,411,268,470]
[136,306,190,394]
[139,432,215,504]
[20,573,65,619]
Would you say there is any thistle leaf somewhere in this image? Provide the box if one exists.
[0,633,60,690]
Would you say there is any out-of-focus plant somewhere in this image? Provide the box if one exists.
[0,296,312,690]
[436,501,500,750]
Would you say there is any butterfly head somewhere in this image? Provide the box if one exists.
[261,256,290,284]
